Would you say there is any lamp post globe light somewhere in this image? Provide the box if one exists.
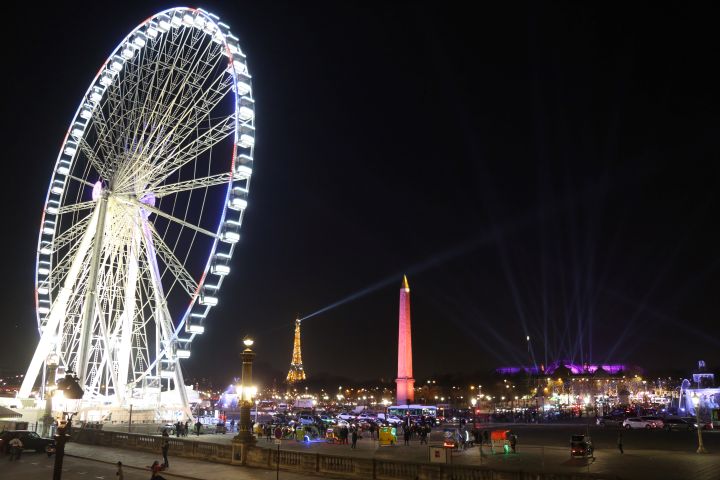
[691,394,708,454]
[53,372,84,480]
[234,337,256,444]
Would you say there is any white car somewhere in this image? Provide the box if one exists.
[623,417,660,429]
[337,413,355,421]
[298,415,315,425]
[386,415,404,425]
[640,416,664,429]
[335,419,350,427]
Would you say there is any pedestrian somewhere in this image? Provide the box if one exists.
[148,460,166,479]
[116,461,124,480]
[184,421,189,437]
[351,428,358,448]
[195,420,202,436]
[617,431,624,454]
[230,419,235,432]
[175,422,180,437]
[482,429,489,446]
[369,423,375,440]
[420,428,428,445]
[8,436,23,461]
[403,428,411,446]
[510,433,517,453]
[161,429,170,468]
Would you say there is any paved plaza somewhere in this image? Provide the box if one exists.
[168,423,720,479]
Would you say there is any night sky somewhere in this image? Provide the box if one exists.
[2,2,719,387]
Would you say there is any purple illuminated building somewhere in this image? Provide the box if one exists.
[496,361,640,376]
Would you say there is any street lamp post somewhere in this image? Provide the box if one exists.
[234,337,256,444]
[53,372,84,480]
[692,394,708,454]
[41,353,59,438]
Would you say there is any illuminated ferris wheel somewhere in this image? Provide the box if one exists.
[19,7,255,416]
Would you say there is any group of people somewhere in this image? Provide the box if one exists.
[171,420,204,437]
[401,423,431,445]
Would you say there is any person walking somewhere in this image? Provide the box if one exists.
[419,427,428,445]
[8,436,23,461]
[403,428,411,446]
[195,420,202,436]
[510,433,517,453]
[116,461,125,480]
[351,428,358,449]
[161,429,170,468]
[617,431,624,454]
[184,420,189,437]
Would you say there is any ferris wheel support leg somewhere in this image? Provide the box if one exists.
[141,219,192,416]
[77,191,110,386]
[116,226,140,404]
[174,360,194,421]
[20,206,101,398]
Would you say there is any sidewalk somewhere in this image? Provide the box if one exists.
[65,442,343,480]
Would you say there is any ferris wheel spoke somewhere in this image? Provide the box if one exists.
[77,137,113,180]
[145,114,236,188]
[49,212,93,252]
[145,221,199,298]
[57,200,96,215]
[152,172,233,198]
[117,196,219,239]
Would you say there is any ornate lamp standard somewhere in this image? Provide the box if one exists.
[234,337,256,444]
[41,353,59,437]
[53,371,84,480]
[692,393,708,454]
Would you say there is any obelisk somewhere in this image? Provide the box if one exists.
[395,275,415,405]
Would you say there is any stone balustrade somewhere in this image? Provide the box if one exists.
[73,429,617,480]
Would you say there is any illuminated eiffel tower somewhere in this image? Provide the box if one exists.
[286,318,307,383]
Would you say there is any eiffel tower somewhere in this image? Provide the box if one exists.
[286,318,307,383]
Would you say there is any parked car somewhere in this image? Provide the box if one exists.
[570,434,593,458]
[386,416,404,425]
[337,413,355,421]
[0,430,56,456]
[681,417,713,430]
[623,417,660,429]
[298,415,315,425]
[640,416,665,429]
[596,415,624,427]
[662,418,694,431]
[319,415,335,424]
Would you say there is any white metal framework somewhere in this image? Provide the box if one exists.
[20,8,254,419]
